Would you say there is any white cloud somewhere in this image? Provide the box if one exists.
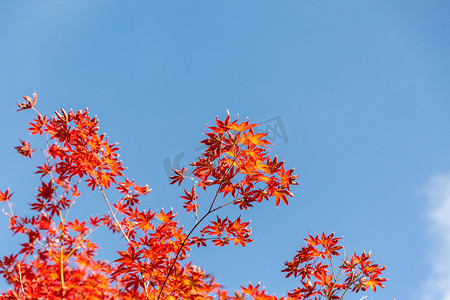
[422,174,450,300]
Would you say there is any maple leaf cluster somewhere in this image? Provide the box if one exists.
[282,232,387,299]
[0,94,386,300]
[171,114,299,207]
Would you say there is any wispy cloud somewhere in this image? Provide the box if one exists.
[422,174,450,300]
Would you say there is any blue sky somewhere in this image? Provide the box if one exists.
[1,1,450,299]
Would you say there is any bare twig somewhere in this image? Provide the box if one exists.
[17,263,25,297]
[98,185,131,244]
[157,151,239,300]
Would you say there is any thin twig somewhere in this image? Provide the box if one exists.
[157,151,239,299]
[17,263,25,297]
[98,185,131,244]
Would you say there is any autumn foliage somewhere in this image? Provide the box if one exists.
[0,93,386,299]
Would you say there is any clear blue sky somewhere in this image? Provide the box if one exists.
[1,1,450,299]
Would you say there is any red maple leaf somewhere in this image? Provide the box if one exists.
[15,140,34,158]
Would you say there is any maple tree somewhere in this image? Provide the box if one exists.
[0,93,386,299]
